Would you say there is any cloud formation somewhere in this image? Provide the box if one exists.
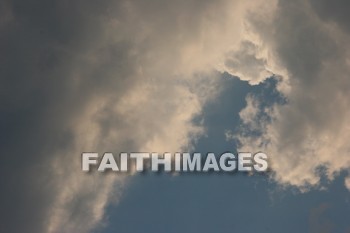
[0,0,266,232]
[235,0,350,190]
[2,0,350,232]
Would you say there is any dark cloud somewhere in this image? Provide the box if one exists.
[310,0,350,33]
[0,1,137,232]
[0,0,237,232]
[3,0,350,232]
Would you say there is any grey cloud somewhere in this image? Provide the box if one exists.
[1,0,243,232]
[1,1,136,232]
[224,40,271,84]
[235,0,350,189]
[310,0,350,33]
[5,0,349,232]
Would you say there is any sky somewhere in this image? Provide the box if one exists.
[1,0,350,233]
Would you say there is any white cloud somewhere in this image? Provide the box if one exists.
[234,0,350,191]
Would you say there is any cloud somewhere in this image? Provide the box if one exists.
[3,0,350,232]
[224,40,272,85]
[234,0,350,190]
[0,0,271,232]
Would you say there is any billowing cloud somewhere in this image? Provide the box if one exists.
[235,0,350,190]
[2,0,350,232]
[224,40,272,84]
[0,0,271,232]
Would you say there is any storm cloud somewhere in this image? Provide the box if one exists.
[1,0,350,232]
[0,0,257,232]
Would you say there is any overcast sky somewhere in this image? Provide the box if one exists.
[1,0,350,233]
